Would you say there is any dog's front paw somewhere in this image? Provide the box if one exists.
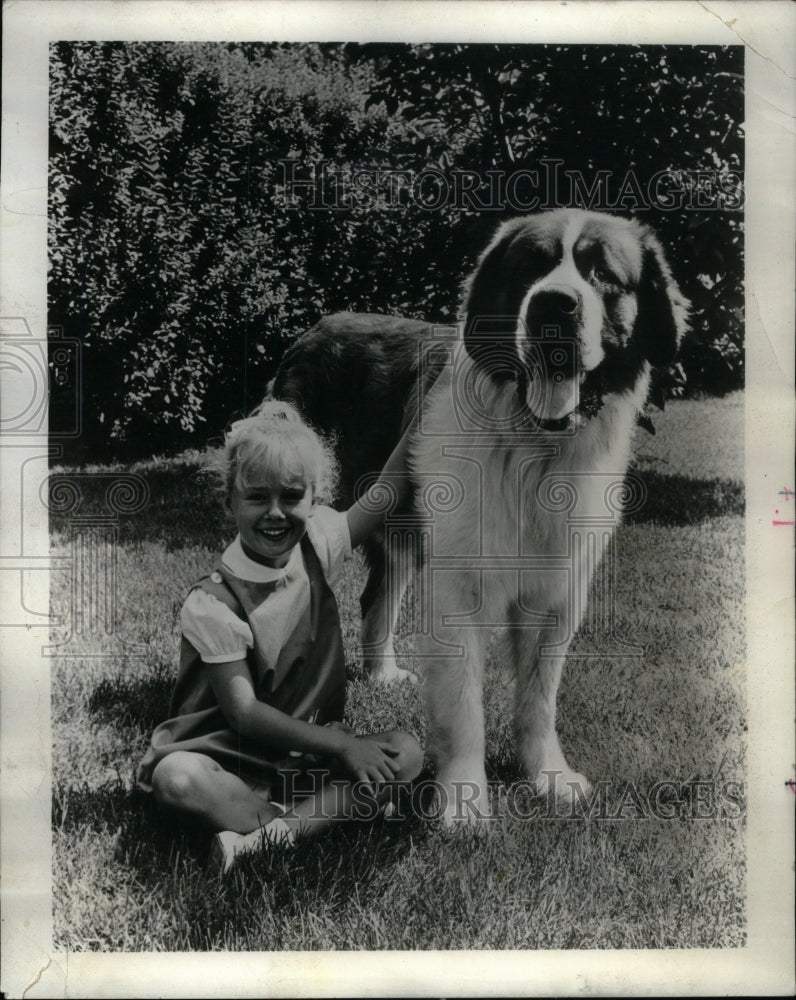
[370,663,418,685]
[432,770,492,826]
[362,653,417,685]
[532,768,592,805]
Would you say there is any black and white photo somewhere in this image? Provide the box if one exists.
[1,2,793,997]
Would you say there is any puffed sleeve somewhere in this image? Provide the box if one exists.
[306,506,352,585]
[180,588,254,663]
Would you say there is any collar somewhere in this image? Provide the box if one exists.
[221,534,302,583]
[529,411,584,433]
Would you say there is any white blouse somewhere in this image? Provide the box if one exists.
[180,506,351,664]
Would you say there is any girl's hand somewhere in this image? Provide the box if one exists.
[337,735,401,788]
[346,416,417,550]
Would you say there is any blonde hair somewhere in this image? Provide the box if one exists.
[208,400,337,508]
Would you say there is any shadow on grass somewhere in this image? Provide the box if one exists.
[624,470,743,526]
[263,803,427,918]
[53,779,217,924]
[50,464,745,552]
[85,661,371,734]
[88,670,175,733]
[54,777,427,906]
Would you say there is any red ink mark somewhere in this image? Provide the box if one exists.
[772,488,795,524]
[786,779,796,795]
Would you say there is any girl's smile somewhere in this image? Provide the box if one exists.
[231,473,314,568]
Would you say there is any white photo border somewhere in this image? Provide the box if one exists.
[1,1,793,996]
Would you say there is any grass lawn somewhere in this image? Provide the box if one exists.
[50,392,745,951]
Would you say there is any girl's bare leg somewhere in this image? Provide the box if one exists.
[280,730,423,839]
[151,751,282,833]
[152,731,422,841]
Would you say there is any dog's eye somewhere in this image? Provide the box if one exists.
[590,262,614,284]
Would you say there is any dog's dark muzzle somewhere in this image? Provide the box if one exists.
[521,286,583,384]
[525,286,582,342]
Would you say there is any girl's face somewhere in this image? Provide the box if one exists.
[231,463,314,569]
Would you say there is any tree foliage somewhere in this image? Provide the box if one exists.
[49,42,744,461]
[356,44,744,398]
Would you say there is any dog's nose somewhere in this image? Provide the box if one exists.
[528,287,580,320]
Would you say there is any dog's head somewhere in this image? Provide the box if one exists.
[462,210,689,423]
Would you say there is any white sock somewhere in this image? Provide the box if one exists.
[236,815,295,850]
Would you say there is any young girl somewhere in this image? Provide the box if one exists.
[137,400,422,873]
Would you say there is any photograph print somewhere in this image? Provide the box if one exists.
[2,3,793,996]
[46,37,748,952]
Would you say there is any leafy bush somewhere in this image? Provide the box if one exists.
[49,43,744,462]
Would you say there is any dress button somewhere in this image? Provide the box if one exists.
[210,571,222,583]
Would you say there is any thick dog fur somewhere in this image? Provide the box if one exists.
[272,209,688,822]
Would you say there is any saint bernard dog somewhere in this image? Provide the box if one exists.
[272,209,688,823]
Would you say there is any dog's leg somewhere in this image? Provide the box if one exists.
[360,533,415,683]
[419,624,491,824]
[509,606,591,805]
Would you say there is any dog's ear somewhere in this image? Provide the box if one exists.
[462,220,526,382]
[635,230,690,367]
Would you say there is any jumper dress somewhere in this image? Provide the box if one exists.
[136,531,346,796]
